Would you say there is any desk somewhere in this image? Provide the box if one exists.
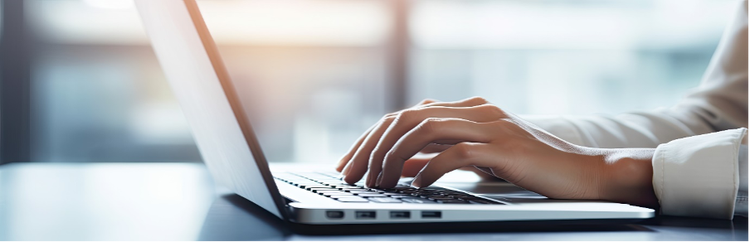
[0,162,746,240]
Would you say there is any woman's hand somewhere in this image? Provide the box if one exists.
[335,97,659,208]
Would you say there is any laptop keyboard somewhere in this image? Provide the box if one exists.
[274,171,501,204]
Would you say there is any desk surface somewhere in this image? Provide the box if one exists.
[0,162,746,240]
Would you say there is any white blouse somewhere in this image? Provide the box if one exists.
[524,0,748,219]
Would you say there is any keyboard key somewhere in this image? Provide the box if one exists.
[332,184,359,189]
[283,172,491,205]
[335,197,369,203]
[305,186,331,191]
[368,197,402,203]
[312,188,339,193]
[384,193,406,197]
[344,188,370,193]
[436,199,470,204]
[401,198,434,203]
[427,195,451,199]
[330,195,358,199]
[320,191,352,197]
[359,194,388,198]
[387,195,412,199]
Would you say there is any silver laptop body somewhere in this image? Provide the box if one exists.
[135,0,654,225]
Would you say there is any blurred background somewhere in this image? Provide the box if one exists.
[0,0,739,164]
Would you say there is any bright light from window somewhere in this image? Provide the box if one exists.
[82,0,133,9]
[30,0,389,46]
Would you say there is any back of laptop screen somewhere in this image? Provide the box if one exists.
[135,0,284,219]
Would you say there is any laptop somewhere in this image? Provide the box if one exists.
[134,0,654,225]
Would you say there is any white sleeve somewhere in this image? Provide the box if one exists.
[652,128,746,219]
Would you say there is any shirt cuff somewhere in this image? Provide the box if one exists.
[735,145,747,217]
[652,128,747,219]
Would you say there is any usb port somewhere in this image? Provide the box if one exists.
[421,211,441,218]
[326,211,344,219]
[355,211,376,219]
[390,211,410,219]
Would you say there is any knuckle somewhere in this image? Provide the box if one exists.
[416,117,444,134]
[383,115,397,123]
[468,96,488,104]
[489,118,521,134]
[419,98,435,105]
[478,104,506,118]
[367,159,382,171]
[384,150,409,164]
[497,118,515,126]
[395,109,419,123]
[452,143,475,159]
[369,147,386,161]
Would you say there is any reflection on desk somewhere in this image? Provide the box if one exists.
[0,162,746,240]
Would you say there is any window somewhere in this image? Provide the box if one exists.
[27,0,390,163]
[409,0,737,115]
[16,0,739,163]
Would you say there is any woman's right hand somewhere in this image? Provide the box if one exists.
[334,97,507,185]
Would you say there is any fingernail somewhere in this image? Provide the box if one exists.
[412,175,422,188]
[366,172,375,187]
[375,173,383,187]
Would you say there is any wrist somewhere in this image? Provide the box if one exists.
[596,149,659,208]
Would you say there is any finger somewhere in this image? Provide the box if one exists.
[336,122,378,172]
[377,118,493,188]
[419,143,452,154]
[412,142,500,188]
[404,159,495,179]
[337,97,485,172]
[402,158,431,177]
[422,96,490,108]
[413,98,438,107]
[342,116,396,184]
[366,105,506,187]
[338,99,437,172]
